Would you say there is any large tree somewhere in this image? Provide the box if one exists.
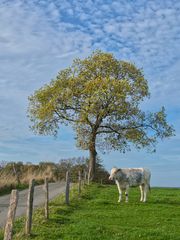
[28,51,175,180]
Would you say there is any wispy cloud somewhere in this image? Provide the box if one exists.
[0,0,180,186]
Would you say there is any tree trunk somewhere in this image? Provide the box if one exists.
[88,141,97,181]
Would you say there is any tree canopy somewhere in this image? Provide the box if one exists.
[28,50,175,180]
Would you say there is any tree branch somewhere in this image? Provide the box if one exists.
[54,109,76,123]
[97,123,158,135]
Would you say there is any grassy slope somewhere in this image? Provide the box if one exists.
[0,184,180,240]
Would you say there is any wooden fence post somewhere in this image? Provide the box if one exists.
[84,171,87,185]
[65,171,70,205]
[25,179,35,235]
[44,178,49,219]
[78,171,81,197]
[4,190,18,240]
[87,168,91,185]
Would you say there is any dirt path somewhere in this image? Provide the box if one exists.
[0,181,65,228]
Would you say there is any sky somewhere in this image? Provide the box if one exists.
[0,0,180,187]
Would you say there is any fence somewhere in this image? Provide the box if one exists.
[2,170,91,240]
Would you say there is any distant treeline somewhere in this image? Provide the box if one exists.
[0,157,110,192]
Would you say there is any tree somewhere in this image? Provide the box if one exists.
[58,157,88,181]
[28,50,175,180]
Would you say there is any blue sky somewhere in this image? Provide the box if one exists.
[0,0,180,187]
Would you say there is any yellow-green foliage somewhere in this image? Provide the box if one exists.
[28,50,174,154]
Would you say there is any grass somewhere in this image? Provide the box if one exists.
[0,183,29,196]
[0,184,180,240]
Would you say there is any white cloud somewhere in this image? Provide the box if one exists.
[0,0,179,186]
[0,1,92,161]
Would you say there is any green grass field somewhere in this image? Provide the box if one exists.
[0,184,180,240]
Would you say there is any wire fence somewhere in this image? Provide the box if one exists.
[1,170,105,240]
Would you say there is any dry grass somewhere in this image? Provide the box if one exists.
[0,163,58,194]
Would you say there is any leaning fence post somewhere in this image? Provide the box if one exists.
[4,190,18,240]
[78,171,81,197]
[44,178,49,219]
[25,179,35,235]
[65,171,70,205]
